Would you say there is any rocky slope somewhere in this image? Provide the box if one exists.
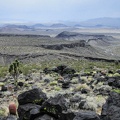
[0,64,120,120]
[0,33,119,65]
[56,31,115,41]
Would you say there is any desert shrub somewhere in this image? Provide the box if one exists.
[87,76,93,81]
[113,89,120,94]
[113,73,120,77]
[71,78,78,84]
[20,64,41,75]
[0,66,8,77]
[50,81,57,86]
[0,108,6,116]
[54,86,61,91]
[80,76,88,82]
[95,95,106,108]
[74,83,90,92]
[82,101,97,111]
[0,82,4,86]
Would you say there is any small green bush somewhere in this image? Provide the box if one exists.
[71,78,78,84]
[50,81,57,86]
[74,83,90,92]
[54,86,61,91]
[0,82,4,86]
[113,73,120,77]
[113,89,120,94]
[0,66,8,77]
[0,108,6,116]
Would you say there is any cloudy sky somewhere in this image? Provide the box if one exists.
[0,0,120,23]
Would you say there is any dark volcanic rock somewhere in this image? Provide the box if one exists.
[62,80,70,88]
[40,94,68,119]
[40,40,87,50]
[18,82,24,87]
[34,114,56,120]
[44,79,50,83]
[107,76,120,88]
[41,44,63,50]
[108,70,114,74]
[44,65,76,76]
[16,87,102,120]
[1,85,7,91]
[73,111,100,120]
[62,67,76,76]
[59,110,100,120]
[96,77,107,84]
[101,91,120,120]
[70,95,82,103]
[79,100,86,109]
[0,92,3,97]
[0,115,17,120]
[18,88,47,105]
[81,88,90,94]
[57,65,67,74]
[56,65,76,76]
[59,111,76,120]
[107,77,115,86]
[43,68,51,74]
[17,103,41,120]
[116,69,120,74]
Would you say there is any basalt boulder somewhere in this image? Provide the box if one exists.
[101,91,120,120]
[40,94,69,119]
[34,114,56,120]
[59,110,76,120]
[17,103,41,120]
[44,65,76,76]
[107,76,120,88]
[73,111,100,120]
[18,88,47,105]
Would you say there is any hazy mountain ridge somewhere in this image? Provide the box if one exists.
[1,17,120,29]
[50,23,68,28]
[2,24,30,29]
[77,17,120,28]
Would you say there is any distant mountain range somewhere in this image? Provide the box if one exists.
[3,24,29,29]
[0,17,120,29]
[50,23,68,28]
[0,23,68,29]
[77,17,120,28]
[30,24,46,28]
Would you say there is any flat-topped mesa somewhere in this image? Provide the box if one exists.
[0,33,50,38]
[56,31,114,42]
[40,40,88,50]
